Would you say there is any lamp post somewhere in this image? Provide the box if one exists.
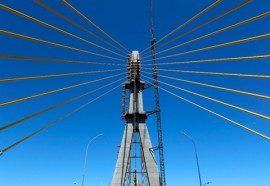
[203,181,212,186]
[180,132,203,186]
[82,133,103,186]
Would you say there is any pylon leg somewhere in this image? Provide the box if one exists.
[112,124,133,186]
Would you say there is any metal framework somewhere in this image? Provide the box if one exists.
[150,0,166,184]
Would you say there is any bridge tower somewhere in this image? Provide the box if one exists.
[112,51,160,186]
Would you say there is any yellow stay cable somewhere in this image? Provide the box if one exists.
[142,77,270,140]
[141,0,252,57]
[141,55,270,66]
[142,33,270,62]
[0,55,126,66]
[1,83,122,153]
[0,68,125,82]
[61,0,130,53]
[140,0,223,54]
[0,72,125,106]
[1,30,125,62]
[147,68,270,78]
[145,75,270,121]
[142,72,270,100]
[143,12,270,59]
[34,0,127,55]
[0,4,126,58]
[0,77,125,131]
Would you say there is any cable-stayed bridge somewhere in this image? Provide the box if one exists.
[1,0,270,185]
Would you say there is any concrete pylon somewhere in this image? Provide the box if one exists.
[111,51,160,186]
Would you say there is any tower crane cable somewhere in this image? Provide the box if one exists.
[142,77,270,141]
[0,55,127,66]
[0,30,125,62]
[34,0,127,55]
[0,4,126,58]
[0,72,126,107]
[61,0,130,54]
[0,77,126,131]
[1,83,123,153]
[149,0,166,185]
[140,0,223,55]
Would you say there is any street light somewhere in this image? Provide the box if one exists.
[82,133,103,186]
[203,181,212,186]
[180,131,203,186]
[73,182,79,186]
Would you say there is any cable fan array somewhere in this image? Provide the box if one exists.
[140,0,270,140]
[0,0,269,157]
[0,0,129,154]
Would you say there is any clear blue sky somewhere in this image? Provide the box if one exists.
[1,0,270,186]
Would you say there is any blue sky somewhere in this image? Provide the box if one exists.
[1,0,270,186]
